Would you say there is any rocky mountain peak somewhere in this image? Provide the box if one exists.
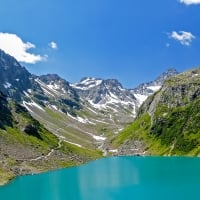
[102,79,123,90]
[0,49,35,100]
[153,68,178,85]
[38,74,71,89]
[71,76,137,118]
[36,74,79,103]
[0,49,21,69]
[39,74,64,82]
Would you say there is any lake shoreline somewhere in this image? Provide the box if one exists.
[1,155,199,187]
[0,178,13,187]
[0,156,104,186]
[1,156,200,200]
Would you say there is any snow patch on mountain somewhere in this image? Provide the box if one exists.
[23,91,30,98]
[84,131,106,141]
[131,69,178,104]
[134,94,148,106]
[67,113,96,125]
[35,78,61,97]
[47,83,61,90]
[146,86,161,92]
[23,101,45,112]
[3,82,12,89]
[27,89,32,93]
[64,140,83,148]
[93,135,106,141]
[71,77,103,90]
[50,105,58,110]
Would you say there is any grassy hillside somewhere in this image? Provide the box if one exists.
[0,93,102,185]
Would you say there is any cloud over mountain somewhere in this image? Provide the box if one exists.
[0,32,47,64]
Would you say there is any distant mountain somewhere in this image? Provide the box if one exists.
[71,77,138,116]
[0,49,178,120]
[70,69,178,119]
[111,68,200,156]
[38,74,79,100]
[34,74,81,113]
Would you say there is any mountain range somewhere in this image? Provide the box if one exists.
[2,48,199,185]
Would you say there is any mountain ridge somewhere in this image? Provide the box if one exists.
[0,49,180,150]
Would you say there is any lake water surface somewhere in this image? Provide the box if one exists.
[1,156,200,200]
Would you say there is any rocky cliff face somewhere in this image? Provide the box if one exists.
[140,68,200,117]
[0,91,12,129]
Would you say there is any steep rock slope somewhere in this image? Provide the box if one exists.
[0,50,37,101]
[112,68,200,156]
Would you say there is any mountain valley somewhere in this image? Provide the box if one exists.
[1,48,199,185]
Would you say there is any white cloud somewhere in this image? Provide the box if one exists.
[49,41,58,49]
[0,32,46,64]
[169,31,195,46]
[179,0,200,5]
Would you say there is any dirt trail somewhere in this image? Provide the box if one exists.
[30,139,62,161]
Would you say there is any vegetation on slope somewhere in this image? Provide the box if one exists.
[151,98,200,155]
[112,68,200,156]
[111,114,151,147]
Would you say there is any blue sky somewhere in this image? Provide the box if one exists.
[0,0,200,88]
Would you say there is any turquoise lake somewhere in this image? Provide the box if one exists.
[1,156,200,200]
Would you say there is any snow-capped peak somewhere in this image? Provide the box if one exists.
[71,77,137,116]
[71,77,103,90]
